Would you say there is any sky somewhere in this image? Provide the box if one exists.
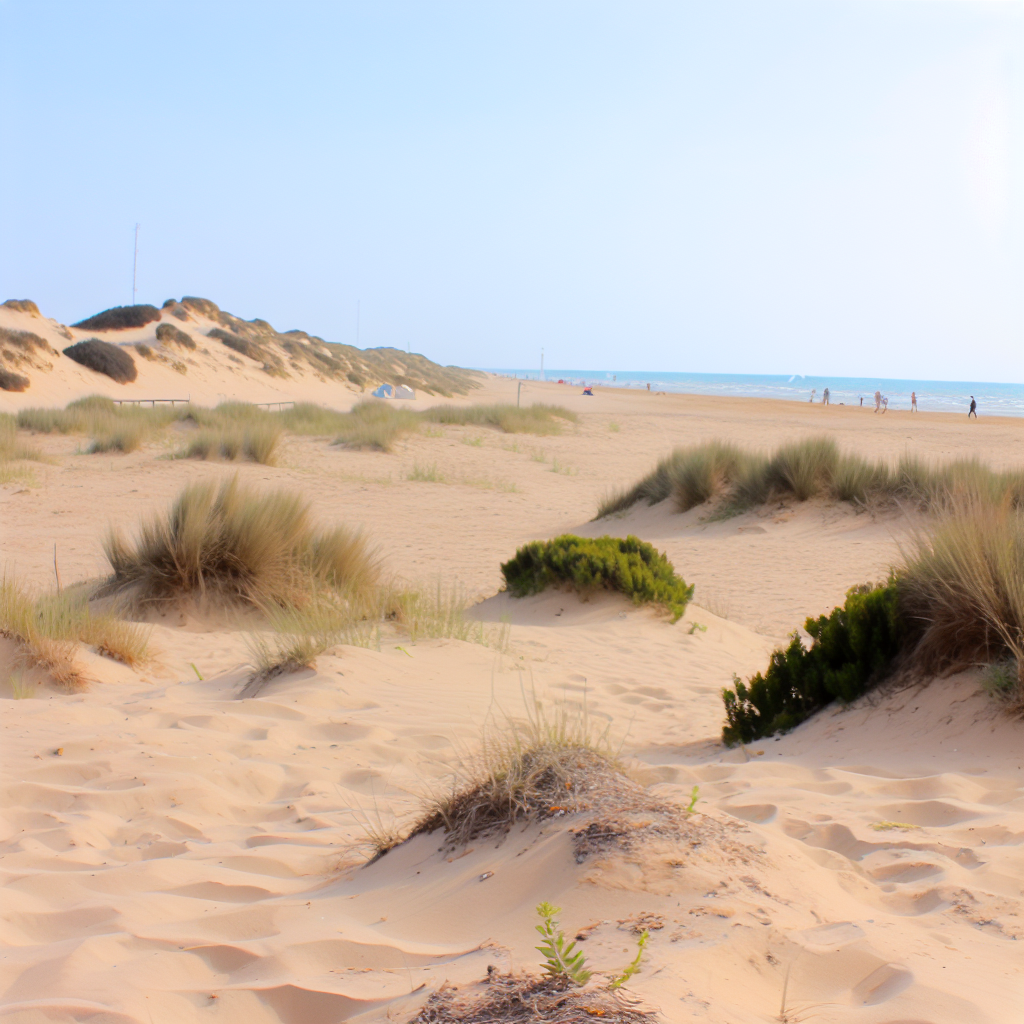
[0,1,1021,381]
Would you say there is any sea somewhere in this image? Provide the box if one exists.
[482,369,1024,418]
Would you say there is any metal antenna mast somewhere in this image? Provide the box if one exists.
[132,223,140,306]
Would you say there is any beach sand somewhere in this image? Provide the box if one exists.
[1,373,1021,1024]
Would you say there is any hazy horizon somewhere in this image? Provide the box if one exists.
[1,1,1021,382]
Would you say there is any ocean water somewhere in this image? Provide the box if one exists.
[484,369,1024,417]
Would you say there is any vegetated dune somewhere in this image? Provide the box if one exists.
[0,376,1022,1023]
[0,295,483,409]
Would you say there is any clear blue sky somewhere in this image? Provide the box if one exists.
[1,1,1020,381]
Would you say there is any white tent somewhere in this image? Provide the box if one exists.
[393,384,415,400]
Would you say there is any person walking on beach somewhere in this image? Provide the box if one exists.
[810,389,816,402]
[881,396,889,413]
[859,396,863,407]
[873,390,881,412]
[969,396,977,419]
[911,391,917,412]
[823,387,830,406]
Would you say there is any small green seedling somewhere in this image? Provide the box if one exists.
[686,785,700,813]
[535,902,591,986]
[190,663,204,681]
[687,621,707,634]
[609,930,648,990]
[395,646,413,658]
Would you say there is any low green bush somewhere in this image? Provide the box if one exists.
[721,582,903,744]
[63,339,137,383]
[155,323,196,349]
[501,534,694,622]
[72,305,161,331]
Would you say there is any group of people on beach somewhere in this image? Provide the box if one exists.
[808,388,978,418]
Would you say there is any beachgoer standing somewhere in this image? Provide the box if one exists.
[823,387,830,406]
[646,383,650,392]
[881,396,888,413]
[911,391,917,412]
[810,389,816,402]
[859,396,863,407]
[873,390,881,413]
[969,396,977,419]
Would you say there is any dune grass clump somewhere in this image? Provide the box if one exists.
[0,415,47,463]
[2,299,41,315]
[411,971,660,1024]
[0,576,152,692]
[72,305,161,331]
[88,422,147,454]
[598,436,1024,519]
[63,339,138,383]
[240,599,355,698]
[423,403,577,435]
[395,705,620,853]
[501,535,694,622]
[332,400,421,452]
[899,501,1024,698]
[182,422,281,465]
[722,582,903,744]
[101,476,379,610]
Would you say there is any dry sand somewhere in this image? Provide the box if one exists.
[1,371,1022,1024]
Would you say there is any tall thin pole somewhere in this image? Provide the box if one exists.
[132,223,140,306]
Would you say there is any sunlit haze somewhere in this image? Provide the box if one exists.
[1,1,1020,381]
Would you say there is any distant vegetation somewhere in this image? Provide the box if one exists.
[599,436,1024,519]
[0,370,29,391]
[15,395,576,457]
[423,403,577,435]
[2,299,41,315]
[62,340,137,383]
[501,534,694,622]
[6,294,483,394]
[155,323,196,349]
[167,295,482,394]
[72,305,161,331]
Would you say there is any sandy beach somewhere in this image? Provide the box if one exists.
[1,366,1022,1024]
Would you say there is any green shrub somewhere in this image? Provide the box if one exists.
[0,325,53,355]
[63,339,137,383]
[155,323,196,349]
[0,369,29,391]
[501,534,694,622]
[72,305,160,331]
[721,582,903,744]
[208,327,261,361]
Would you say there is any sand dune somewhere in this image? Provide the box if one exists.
[1,376,1021,1023]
